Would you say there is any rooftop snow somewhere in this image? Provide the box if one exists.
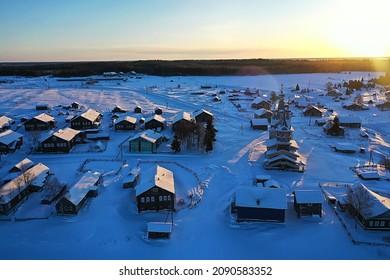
[294,190,324,204]
[235,187,287,210]
[67,171,101,206]
[34,113,55,123]
[135,165,175,196]
[0,130,22,145]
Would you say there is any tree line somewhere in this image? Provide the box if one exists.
[0,58,389,77]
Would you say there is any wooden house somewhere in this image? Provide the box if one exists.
[154,107,163,115]
[41,128,81,153]
[0,116,13,131]
[172,112,195,134]
[338,116,362,128]
[71,102,80,109]
[193,109,213,123]
[251,97,271,110]
[0,130,23,154]
[303,105,325,117]
[250,118,268,130]
[134,106,142,114]
[129,129,162,153]
[112,105,127,113]
[35,104,51,110]
[232,187,287,222]
[147,222,172,239]
[293,190,323,218]
[56,171,101,215]
[0,163,50,215]
[343,102,367,111]
[8,158,34,173]
[135,165,175,213]
[24,113,56,131]
[70,109,102,130]
[253,109,273,123]
[115,116,137,131]
[144,115,165,131]
[346,182,390,230]
[122,171,139,189]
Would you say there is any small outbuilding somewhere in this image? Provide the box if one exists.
[250,118,268,130]
[147,222,172,239]
[293,190,323,218]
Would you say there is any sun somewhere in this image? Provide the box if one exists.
[325,0,390,57]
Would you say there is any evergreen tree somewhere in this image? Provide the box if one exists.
[170,135,181,153]
[204,120,216,152]
[295,83,300,91]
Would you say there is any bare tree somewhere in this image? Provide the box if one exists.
[346,185,374,229]
[29,130,41,151]
[19,164,34,198]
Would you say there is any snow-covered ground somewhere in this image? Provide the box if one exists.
[0,72,390,260]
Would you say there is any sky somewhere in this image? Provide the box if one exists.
[0,0,389,62]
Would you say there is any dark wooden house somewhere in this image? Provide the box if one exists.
[35,104,50,110]
[71,102,80,109]
[193,109,213,123]
[24,113,56,131]
[0,130,23,154]
[8,158,34,173]
[172,112,195,135]
[135,165,175,213]
[0,116,13,132]
[154,107,163,115]
[251,97,271,110]
[115,116,137,131]
[303,105,325,117]
[144,115,165,131]
[41,128,81,153]
[338,116,362,128]
[250,118,268,130]
[70,109,102,130]
[345,182,390,230]
[112,105,127,113]
[56,171,101,215]
[253,109,273,123]
[232,187,287,222]
[293,190,323,218]
[134,106,142,114]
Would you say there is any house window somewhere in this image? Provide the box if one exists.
[146,197,150,203]
[380,221,385,227]
[141,197,145,203]
[369,221,373,227]
[0,205,3,211]
[307,203,312,206]
[159,196,162,201]
[168,196,171,201]
[151,197,155,202]
[163,196,167,201]
[374,221,379,227]
[64,206,68,211]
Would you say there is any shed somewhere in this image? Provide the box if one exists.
[233,187,287,222]
[147,222,172,239]
[293,190,323,218]
[122,171,139,188]
[134,106,142,114]
[332,143,357,153]
[250,118,268,130]
[154,107,163,115]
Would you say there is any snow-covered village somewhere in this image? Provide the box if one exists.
[0,71,389,260]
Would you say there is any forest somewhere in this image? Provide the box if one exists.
[0,58,389,78]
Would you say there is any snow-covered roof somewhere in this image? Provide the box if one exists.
[263,179,280,188]
[34,113,55,123]
[251,118,269,126]
[129,129,162,143]
[173,111,193,125]
[255,175,271,182]
[264,154,301,164]
[294,190,324,204]
[338,116,362,124]
[0,130,23,145]
[136,165,175,196]
[304,105,326,113]
[265,139,299,149]
[235,187,287,210]
[147,222,172,233]
[10,158,34,172]
[252,97,269,104]
[350,182,390,219]
[145,114,165,124]
[0,116,12,129]
[67,171,101,206]
[79,109,101,122]
[334,143,357,152]
[53,128,80,142]
[116,115,137,124]
[193,109,213,118]
[254,108,272,116]
[0,163,49,203]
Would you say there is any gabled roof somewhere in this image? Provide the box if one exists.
[303,105,326,114]
[53,128,80,141]
[136,165,175,196]
[193,109,213,118]
[34,113,55,123]
[75,109,101,122]
[350,182,390,219]
[251,119,269,126]
[173,111,193,125]
[294,190,324,204]
[254,108,272,117]
[338,116,362,124]
[0,116,12,129]
[10,158,34,173]
[116,115,137,124]
[0,163,50,203]
[0,130,23,145]
[145,114,165,124]
[252,97,270,105]
[66,171,101,206]
[129,129,162,143]
[235,187,287,210]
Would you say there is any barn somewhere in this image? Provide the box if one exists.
[135,165,175,213]
[232,187,287,222]
[56,171,101,215]
[293,190,323,218]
